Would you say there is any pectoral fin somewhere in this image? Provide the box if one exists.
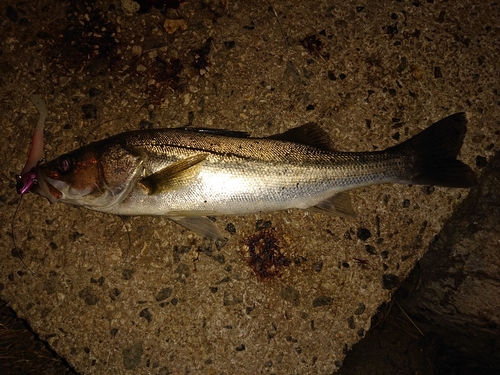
[169,216,224,240]
[139,154,208,195]
[308,192,356,218]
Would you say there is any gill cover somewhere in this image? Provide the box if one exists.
[34,140,143,208]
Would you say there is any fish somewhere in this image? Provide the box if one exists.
[26,113,476,240]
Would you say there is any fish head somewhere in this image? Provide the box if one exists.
[32,141,142,209]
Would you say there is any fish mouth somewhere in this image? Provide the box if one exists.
[32,168,62,204]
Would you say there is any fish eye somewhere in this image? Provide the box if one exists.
[57,155,74,174]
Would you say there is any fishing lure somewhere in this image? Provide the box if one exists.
[16,95,47,194]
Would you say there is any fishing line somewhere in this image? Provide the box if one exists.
[82,116,126,146]
[246,3,295,133]
[115,215,132,269]
[268,2,289,53]
[11,195,36,275]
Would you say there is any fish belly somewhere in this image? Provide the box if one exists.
[102,156,402,217]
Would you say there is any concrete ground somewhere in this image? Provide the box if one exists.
[0,0,498,374]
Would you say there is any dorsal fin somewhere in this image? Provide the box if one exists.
[267,122,335,151]
[180,127,250,138]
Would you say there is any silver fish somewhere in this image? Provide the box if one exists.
[28,113,476,239]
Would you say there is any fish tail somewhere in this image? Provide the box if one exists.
[387,112,477,188]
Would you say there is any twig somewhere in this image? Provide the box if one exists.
[396,300,424,336]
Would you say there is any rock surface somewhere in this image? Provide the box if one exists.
[399,150,500,372]
[338,150,500,375]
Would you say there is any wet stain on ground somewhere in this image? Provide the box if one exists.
[49,1,119,75]
[245,228,291,280]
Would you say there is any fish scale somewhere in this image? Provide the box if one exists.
[118,133,402,213]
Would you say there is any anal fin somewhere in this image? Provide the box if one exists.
[169,216,224,240]
[308,192,356,218]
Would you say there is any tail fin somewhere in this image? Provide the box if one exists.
[387,113,477,188]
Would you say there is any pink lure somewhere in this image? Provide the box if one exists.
[16,95,47,195]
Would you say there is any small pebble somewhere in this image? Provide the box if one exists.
[132,45,142,57]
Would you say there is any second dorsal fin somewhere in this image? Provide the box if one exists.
[267,122,334,151]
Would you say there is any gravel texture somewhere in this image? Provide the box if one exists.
[0,1,498,373]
